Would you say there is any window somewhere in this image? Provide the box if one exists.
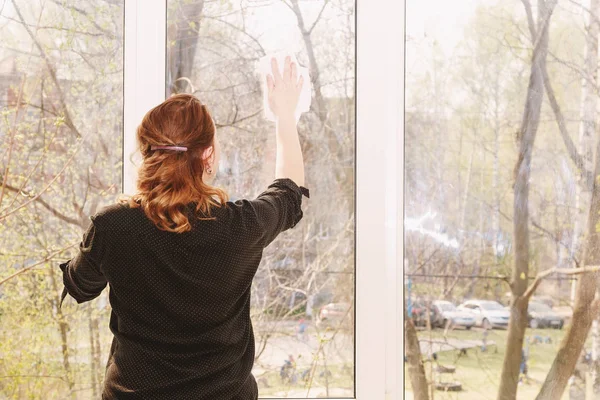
[0,1,124,398]
[405,0,600,398]
[165,1,356,397]
[0,0,401,398]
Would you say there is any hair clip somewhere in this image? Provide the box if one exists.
[151,145,188,152]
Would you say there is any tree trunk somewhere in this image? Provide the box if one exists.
[536,135,600,399]
[497,1,556,399]
[289,0,328,124]
[492,76,501,259]
[532,0,600,397]
[468,152,486,298]
[578,0,600,393]
[459,150,475,231]
[50,270,75,398]
[405,307,430,400]
[88,304,99,399]
[166,1,205,95]
[93,314,103,392]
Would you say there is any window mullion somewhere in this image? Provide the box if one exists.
[123,0,167,194]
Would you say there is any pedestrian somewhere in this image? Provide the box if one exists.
[297,318,308,342]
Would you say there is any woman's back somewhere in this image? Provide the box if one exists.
[60,178,308,399]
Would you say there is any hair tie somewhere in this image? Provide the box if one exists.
[151,145,188,152]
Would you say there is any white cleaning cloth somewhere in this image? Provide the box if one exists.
[257,52,312,123]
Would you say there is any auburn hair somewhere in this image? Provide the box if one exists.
[117,94,229,233]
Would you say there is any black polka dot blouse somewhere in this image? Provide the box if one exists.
[58,178,310,399]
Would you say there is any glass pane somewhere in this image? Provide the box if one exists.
[405,0,598,399]
[167,1,355,397]
[0,1,124,398]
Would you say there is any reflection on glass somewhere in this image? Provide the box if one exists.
[167,0,355,397]
[0,1,123,398]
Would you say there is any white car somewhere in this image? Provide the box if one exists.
[431,301,476,329]
[458,300,510,329]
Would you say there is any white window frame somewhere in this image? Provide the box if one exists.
[123,0,167,193]
[123,1,404,399]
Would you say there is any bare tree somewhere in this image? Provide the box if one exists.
[404,305,429,400]
[497,1,557,399]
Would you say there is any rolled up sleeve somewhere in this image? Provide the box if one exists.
[59,218,107,309]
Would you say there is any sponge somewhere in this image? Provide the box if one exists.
[257,52,312,123]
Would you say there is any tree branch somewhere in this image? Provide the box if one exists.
[0,140,82,221]
[522,0,594,188]
[524,265,600,300]
[0,77,24,210]
[11,0,82,138]
[48,0,118,39]
[0,244,78,287]
[308,0,330,35]
[541,62,594,189]
[0,178,82,226]
[521,0,537,40]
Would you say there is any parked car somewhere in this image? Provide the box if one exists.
[431,300,476,329]
[527,302,564,329]
[503,293,555,309]
[410,300,439,328]
[316,302,352,328]
[553,305,573,324]
[458,300,510,329]
[530,295,554,309]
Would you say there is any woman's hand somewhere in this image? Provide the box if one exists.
[266,56,304,119]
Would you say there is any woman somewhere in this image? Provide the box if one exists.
[58,56,309,399]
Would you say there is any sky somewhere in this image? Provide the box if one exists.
[406,0,480,53]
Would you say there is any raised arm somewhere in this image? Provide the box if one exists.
[237,56,310,249]
[266,56,305,186]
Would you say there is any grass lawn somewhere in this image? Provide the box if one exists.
[404,327,584,400]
